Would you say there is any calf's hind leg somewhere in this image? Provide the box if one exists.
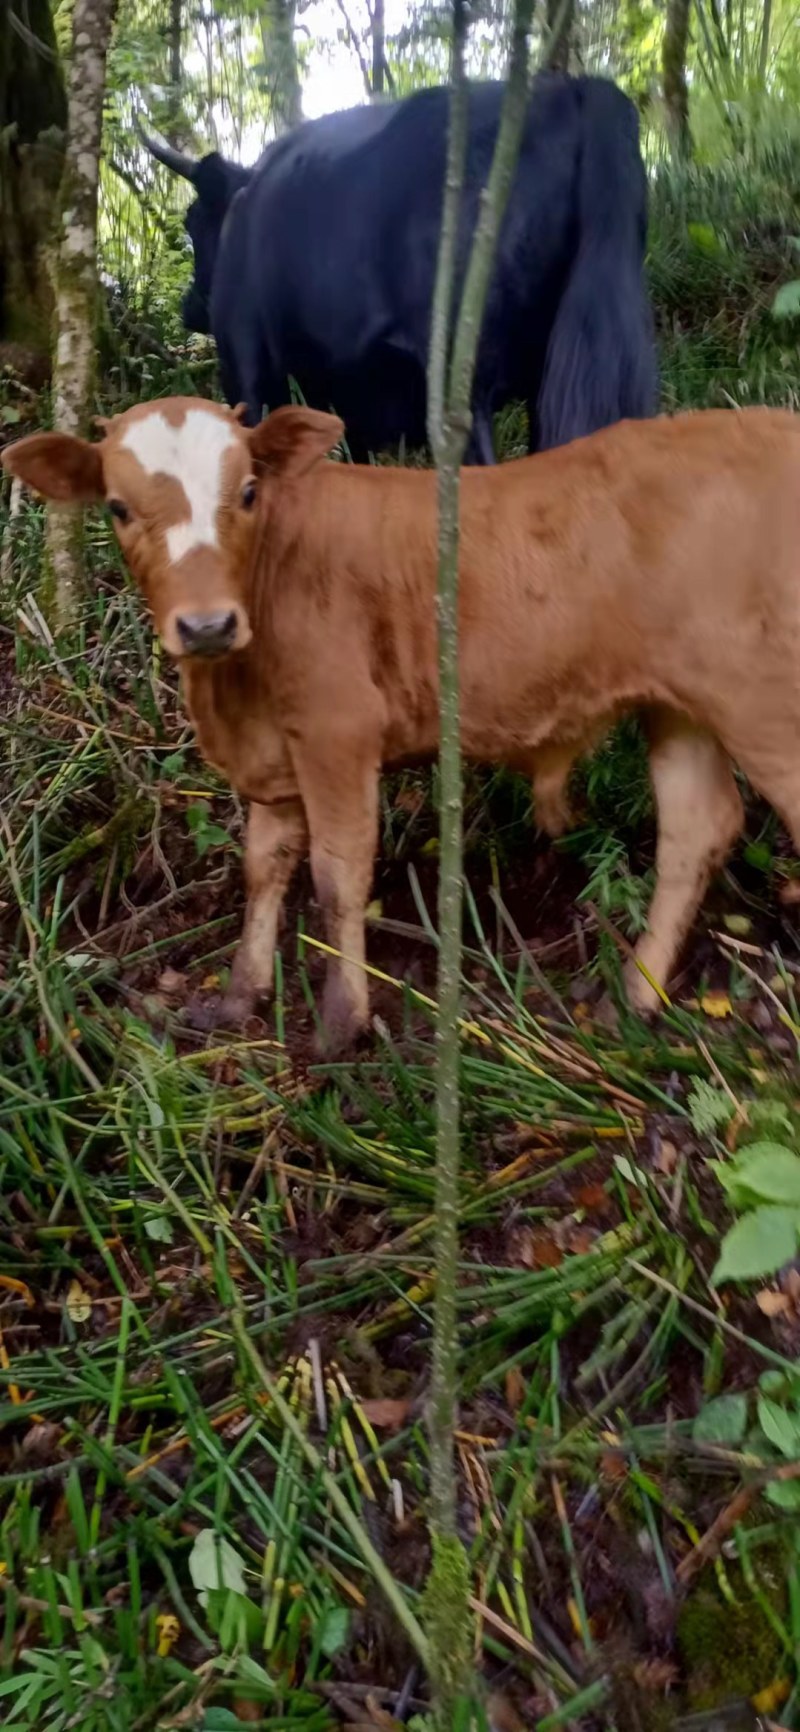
[626,714,743,1016]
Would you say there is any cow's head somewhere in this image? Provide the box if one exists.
[1,400,344,660]
[136,125,251,334]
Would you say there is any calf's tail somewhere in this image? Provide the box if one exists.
[536,79,658,451]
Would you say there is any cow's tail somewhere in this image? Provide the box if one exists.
[536,80,658,451]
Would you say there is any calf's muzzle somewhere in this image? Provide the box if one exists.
[176,609,239,657]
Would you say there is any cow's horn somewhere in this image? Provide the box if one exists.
[134,112,198,181]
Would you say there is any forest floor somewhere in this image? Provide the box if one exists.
[4,140,800,1731]
[1,483,800,1732]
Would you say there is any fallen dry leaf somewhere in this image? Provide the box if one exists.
[565,1225,596,1256]
[65,1279,91,1325]
[358,1398,411,1431]
[574,1181,612,1215]
[487,1691,526,1732]
[700,992,733,1018]
[752,1678,791,1715]
[631,1658,679,1691]
[653,1138,679,1176]
[600,1450,627,1482]
[158,968,186,997]
[505,1367,525,1412]
[756,1289,793,1318]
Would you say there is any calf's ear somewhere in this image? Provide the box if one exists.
[248,407,344,479]
[1,433,104,504]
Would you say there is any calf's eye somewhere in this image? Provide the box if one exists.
[241,480,257,510]
[108,499,130,524]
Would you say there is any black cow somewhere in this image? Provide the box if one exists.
[141,75,657,463]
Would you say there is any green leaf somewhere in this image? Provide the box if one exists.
[234,1654,277,1691]
[744,838,773,873]
[688,220,721,255]
[772,279,800,319]
[318,1603,350,1657]
[204,1587,264,1650]
[693,1393,748,1446]
[711,1206,799,1285]
[144,1215,174,1244]
[721,1143,800,1207]
[1,405,21,426]
[200,1714,249,1731]
[159,750,187,778]
[765,1478,800,1509]
[687,1078,730,1135]
[188,1529,247,1609]
[757,1395,800,1459]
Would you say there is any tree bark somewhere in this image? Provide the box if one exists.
[545,0,574,72]
[371,0,385,96]
[424,0,534,1723]
[0,0,66,365]
[166,0,184,148]
[260,0,303,135]
[663,0,692,158]
[45,0,117,630]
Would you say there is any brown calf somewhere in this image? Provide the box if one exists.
[4,399,799,1050]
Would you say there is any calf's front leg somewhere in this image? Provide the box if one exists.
[295,757,380,1055]
[189,796,307,1030]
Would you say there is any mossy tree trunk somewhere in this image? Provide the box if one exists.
[0,0,66,369]
[259,0,303,134]
[45,0,117,630]
[371,0,386,96]
[663,0,692,158]
[545,0,574,71]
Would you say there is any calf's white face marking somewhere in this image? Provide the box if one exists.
[120,409,237,564]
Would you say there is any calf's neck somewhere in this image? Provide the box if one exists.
[4,399,799,1049]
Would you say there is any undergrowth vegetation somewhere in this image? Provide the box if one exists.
[2,117,800,1732]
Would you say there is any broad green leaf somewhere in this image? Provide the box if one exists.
[757,1395,800,1459]
[692,1393,748,1446]
[720,1143,800,1208]
[188,1529,247,1609]
[765,1478,800,1510]
[205,1587,264,1650]
[1,405,21,426]
[159,750,187,777]
[772,279,800,319]
[200,1714,248,1731]
[235,1654,277,1691]
[318,1603,350,1657]
[711,1206,799,1285]
[759,1367,800,1403]
[144,1215,174,1244]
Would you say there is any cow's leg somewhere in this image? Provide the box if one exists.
[464,408,496,466]
[626,713,743,1016]
[297,761,380,1054]
[189,798,307,1030]
[531,721,614,838]
[531,742,577,838]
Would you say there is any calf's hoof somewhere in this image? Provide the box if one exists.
[593,992,621,1034]
[623,962,664,1022]
[184,989,257,1034]
[314,978,369,1059]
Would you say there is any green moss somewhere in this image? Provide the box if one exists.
[678,1574,785,1710]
